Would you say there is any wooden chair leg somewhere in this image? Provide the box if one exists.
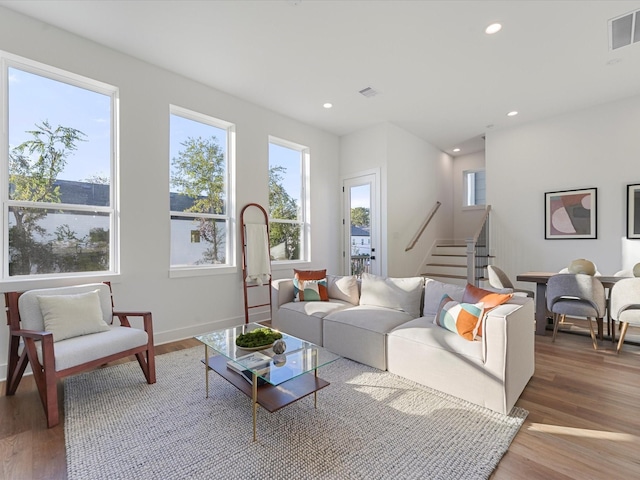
[587,317,598,350]
[5,336,29,396]
[616,322,629,354]
[552,314,563,342]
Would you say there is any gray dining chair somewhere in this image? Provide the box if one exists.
[609,277,640,354]
[546,274,606,350]
[487,265,534,298]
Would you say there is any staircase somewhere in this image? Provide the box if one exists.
[421,242,491,287]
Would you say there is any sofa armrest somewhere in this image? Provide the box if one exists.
[271,278,295,312]
[482,296,535,412]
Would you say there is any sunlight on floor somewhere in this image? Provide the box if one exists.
[528,423,640,442]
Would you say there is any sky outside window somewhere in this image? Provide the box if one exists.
[8,67,111,183]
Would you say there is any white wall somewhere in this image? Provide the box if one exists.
[452,150,486,240]
[0,8,341,380]
[487,95,640,290]
[340,123,454,277]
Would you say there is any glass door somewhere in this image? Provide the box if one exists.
[343,172,379,276]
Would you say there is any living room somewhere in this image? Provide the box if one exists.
[1,1,639,479]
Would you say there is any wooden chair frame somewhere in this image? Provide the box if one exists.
[4,282,156,428]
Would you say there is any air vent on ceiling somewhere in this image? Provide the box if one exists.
[359,87,379,98]
[609,9,640,50]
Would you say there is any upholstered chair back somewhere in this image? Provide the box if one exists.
[17,283,113,331]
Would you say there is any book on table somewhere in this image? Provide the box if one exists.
[226,351,271,375]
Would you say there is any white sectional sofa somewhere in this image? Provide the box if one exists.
[271,273,535,415]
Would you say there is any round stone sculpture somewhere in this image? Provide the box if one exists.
[633,262,640,278]
[568,258,596,276]
[272,339,287,355]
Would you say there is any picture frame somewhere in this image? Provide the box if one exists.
[545,188,597,239]
[627,183,640,239]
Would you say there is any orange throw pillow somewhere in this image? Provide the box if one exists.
[461,284,513,336]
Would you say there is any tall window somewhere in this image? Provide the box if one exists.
[463,169,486,207]
[268,137,309,262]
[169,105,234,270]
[1,53,117,279]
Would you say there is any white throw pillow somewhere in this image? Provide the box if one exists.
[37,290,110,342]
[423,278,465,317]
[359,273,424,318]
[327,274,360,305]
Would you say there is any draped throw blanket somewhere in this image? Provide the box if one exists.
[245,224,270,285]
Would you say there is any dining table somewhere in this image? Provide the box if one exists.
[516,272,622,337]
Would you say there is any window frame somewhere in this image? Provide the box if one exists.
[268,136,310,265]
[0,51,120,285]
[168,104,236,278]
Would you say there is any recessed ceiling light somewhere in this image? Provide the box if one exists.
[323,103,333,109]
[507,111,518,117]
[453,148,461,153]
[485,23,502,34]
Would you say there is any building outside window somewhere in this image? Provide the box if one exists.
[169,105,235,270]
[1,52,118,279]
[268,137,309,262]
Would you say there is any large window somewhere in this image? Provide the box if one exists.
[169,105,235,271]
[268,137,309,262]
[1,53,118,279]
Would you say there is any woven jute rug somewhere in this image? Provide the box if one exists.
[64,347,527,479]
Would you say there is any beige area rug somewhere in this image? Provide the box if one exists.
[64,347,527,480]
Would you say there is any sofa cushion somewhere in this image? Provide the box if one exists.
[359,273,424,318]
[293,269,328,301]
[423,278,465,317]
[279,299,351,319]
[433,294,484,341]
[324,305,414,370]
[461,284,513,336]
[37,290,110,342]
[327,274,359,305]
[388,316,483,361]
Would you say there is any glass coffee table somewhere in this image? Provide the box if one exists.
[195,323,341,441]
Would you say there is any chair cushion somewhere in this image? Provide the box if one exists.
[34,326,149,372]
[18,283,113,332]
[359,273,424,318]
[37,290,110,342]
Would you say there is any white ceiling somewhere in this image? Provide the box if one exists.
[2,0,640,156]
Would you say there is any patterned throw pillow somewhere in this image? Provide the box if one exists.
[293,269,329,301]
[461,284,513,337]
[434,294,484,341]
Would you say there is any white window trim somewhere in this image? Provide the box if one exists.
[268,136,310,264]
[169,105,236,276]
[0,51,120,284]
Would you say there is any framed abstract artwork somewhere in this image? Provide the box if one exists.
[545,188,597,239]
[627,183,640,239]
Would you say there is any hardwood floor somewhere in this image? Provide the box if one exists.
[1,331,639,480]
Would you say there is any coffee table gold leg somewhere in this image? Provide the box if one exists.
[314,368,318,408]
[252,372,258,442]
[204,344,209,399]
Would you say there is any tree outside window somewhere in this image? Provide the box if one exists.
[268,139,308,261]
[3,59,116,278]
[169,107,234,268]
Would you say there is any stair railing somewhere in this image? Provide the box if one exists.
[405,201,441,252]
[466,205,491,286]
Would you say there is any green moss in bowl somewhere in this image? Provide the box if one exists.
[235,328,283,349]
